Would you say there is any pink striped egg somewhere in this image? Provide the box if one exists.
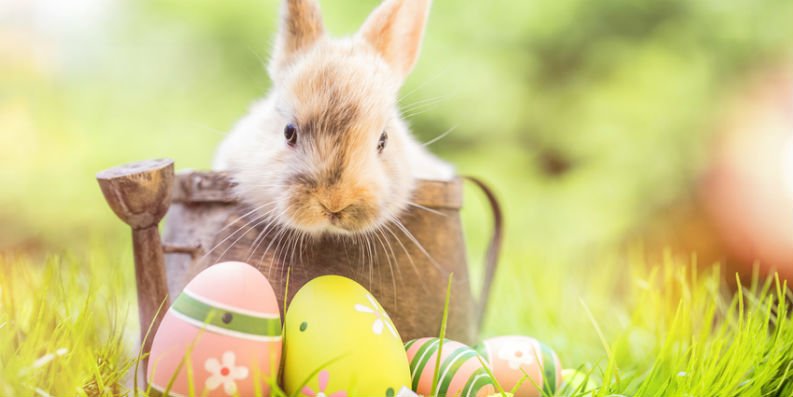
[405,338,495,397]
[147,262,282,397]
[475,336,562,397]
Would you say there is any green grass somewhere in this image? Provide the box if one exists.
[0,250,135,396]
[1,247,791,396]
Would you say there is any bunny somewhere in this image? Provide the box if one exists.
[214,0,454,236]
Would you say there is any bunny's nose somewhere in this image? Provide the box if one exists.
[319,199,352,217]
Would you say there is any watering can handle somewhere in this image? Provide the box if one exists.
[463,176,504,331]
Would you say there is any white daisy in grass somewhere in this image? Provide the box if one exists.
[497,343,537,370]
[204,351,249,396]
[354,293,397,337]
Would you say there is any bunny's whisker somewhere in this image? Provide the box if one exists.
[378,226,400,280]
[198,205,275,264]
[407,202,446,217]
[402,106,443,120]
[262,216,291,280]
[275,229,293,275]
[400,94,451,112]
[297,230,308,266]
[389,216,443,273]
[382,222,420,282]
[215,214,274,263]
[373,227,398,307]
[422,125,458,147]
[359,234,369,287]
[370,233,378,289]
[398,68,450,103]
[274,231,291,282]
[288,229,302,268]
[362,234,372,288]
[209,203,273,244]
[245,210,286,264]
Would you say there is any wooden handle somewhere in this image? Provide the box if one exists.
[96,158,175,373]
[132,226,170,355]
[463,176,504,332]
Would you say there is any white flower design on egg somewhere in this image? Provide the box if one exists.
[497,343,537,370]
[204,351,249,395]
[354,293,397,337]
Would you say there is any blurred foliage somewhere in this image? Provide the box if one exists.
[3,0,793,263]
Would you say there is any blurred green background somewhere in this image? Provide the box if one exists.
[3,0,793,321]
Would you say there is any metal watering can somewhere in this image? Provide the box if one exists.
[97,158,502,357]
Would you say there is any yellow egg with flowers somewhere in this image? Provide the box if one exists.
[283,275,411,397]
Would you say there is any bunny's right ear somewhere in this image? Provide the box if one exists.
[269,0,326,78]
[358,0,432,82]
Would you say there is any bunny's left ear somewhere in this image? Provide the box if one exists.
[358,0,432,81]
[269,0,326,78]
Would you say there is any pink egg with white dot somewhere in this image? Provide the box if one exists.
[475,336,562,397]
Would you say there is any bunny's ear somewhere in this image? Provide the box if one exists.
[269,0,326,77]
[358,0,432,81]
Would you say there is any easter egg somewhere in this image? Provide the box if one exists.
[283,275,411,397]
[405,337,496,397]
[147,262,282,397]
[475,336,562,397]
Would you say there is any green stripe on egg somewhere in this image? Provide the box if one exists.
[460,367,494,397]
[409,339,441,390]
[170,291,281,338]
[540,343,558,394]
[435,346,477,396]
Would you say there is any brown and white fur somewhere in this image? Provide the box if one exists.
[214,0,454,236]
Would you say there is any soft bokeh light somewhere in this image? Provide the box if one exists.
[701,66,793,279]
[781,125,793,199]
[2,0,793,272]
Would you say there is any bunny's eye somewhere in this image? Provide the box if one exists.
[377,131,388,153]
[284,123,298,147]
